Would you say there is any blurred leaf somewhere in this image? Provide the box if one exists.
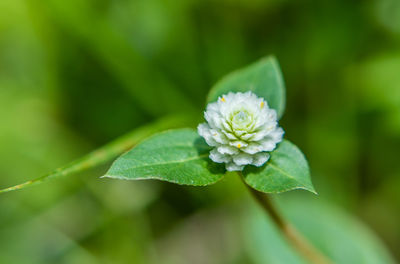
[207,56,286,118]
[244,195,396,264]
[347,52,400,134]
[242,140,316,194]
[104,129,225,186]
[288,195,396,264]
[41,0,195,116]
[374,0,400,35]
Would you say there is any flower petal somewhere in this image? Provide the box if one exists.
[229,141,248,149]
[209,148,231,163]
[233,153,253,166]
[217,145,239,155]
[252,152,270,167]
[241,143,262,154]
[210,130,228,144]
[197,123,217,146]
[226,162,244,171]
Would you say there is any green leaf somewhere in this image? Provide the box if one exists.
[242,140,316,194]
[207,56,286,118]
[0,114,195,194]
[103,129,225,186]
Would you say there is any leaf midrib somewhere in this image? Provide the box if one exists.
[268,161,306,186]
[110,153,209,174]
[135,143,210,153]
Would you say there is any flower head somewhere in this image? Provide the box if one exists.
[198,91,284,171]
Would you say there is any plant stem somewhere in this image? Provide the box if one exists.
[239,173,332,264]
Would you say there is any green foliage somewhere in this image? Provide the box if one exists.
[1,0,399,261]
[0,115,195,193]
[104,129,225,186]
[105,56,315,195]
[244,195,396,264]
[43,0,196,117]
[207,56,286,118]
[243,140,316,194]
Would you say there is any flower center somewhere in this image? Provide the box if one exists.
[232,110,252,128]
[235,110,247,121]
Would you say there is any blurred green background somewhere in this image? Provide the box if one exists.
[1,0,400,263]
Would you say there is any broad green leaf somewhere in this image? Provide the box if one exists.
[207,56,286,118]
[103,129,225,186]
[242,140,316,194]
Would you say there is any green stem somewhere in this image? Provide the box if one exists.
[239,172,332,264]
[0,115,193,194]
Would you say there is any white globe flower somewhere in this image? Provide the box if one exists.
[198,91,284,171]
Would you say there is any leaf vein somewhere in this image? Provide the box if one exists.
[111,153,209,173]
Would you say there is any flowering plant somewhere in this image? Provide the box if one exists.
[101,56,325,262]
[1,56,326,263]
[104,56,315,194]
